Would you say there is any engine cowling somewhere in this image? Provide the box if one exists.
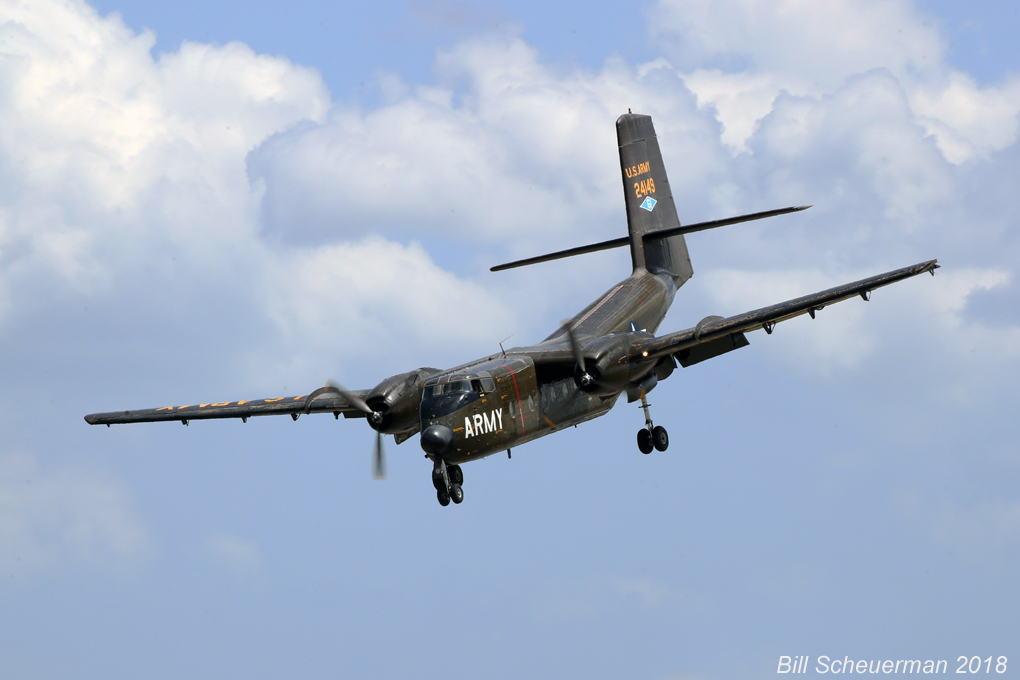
[574,332,657,396]
[364,367,440,434]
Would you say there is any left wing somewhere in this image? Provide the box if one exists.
[84,390,368,426]
[638,259,939,364]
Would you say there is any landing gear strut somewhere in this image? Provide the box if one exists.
[636,391,668,454]
[432,458,464,506]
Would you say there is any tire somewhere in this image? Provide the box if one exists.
[437,490,451,506]
[637,428,653,454]
[652,426,669,452]
[448,464,463,486]
[450,483,464,504]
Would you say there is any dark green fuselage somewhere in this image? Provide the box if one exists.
[419,265,681,465]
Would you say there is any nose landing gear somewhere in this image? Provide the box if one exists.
[432,458,464,506]
[636,391,669,454]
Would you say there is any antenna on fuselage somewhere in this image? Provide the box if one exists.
[498,334,514,357]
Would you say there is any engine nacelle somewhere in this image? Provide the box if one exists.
[575,332,657,396]
[365,367,440,434]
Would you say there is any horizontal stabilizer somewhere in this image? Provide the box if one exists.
[490,205,810,272]
[490,235,629,272]
[643,205,810,242]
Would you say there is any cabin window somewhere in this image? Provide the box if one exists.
[466,377,496,393]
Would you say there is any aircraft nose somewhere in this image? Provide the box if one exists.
[420,424,454,456]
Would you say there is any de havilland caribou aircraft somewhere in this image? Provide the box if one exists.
[86,113,939,506]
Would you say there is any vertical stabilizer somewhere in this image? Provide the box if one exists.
[616,113,693,285]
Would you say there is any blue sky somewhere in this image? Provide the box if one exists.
[1,1,1018,678]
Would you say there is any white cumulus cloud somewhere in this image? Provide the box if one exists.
[245,34,727,256]
[653,0,1020,165]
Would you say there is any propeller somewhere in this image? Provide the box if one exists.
[561,319,595,388]
[304,379,387,480]
[371,429,386,480]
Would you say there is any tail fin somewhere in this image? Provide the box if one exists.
[616,113,693,285]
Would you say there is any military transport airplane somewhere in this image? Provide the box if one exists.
[86,113,939,506]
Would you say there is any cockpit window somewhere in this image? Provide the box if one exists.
[420,384,481,420]
[423,380,472,398]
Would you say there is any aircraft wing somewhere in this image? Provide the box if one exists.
[84,389,370,426]
[639,259,939,364]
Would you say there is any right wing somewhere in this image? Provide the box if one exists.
[84,389,370,426]
[638,259,939,364]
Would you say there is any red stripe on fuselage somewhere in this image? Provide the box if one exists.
[502,364,526,435]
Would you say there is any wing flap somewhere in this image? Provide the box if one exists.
[84,390,369,425]
[676,332,750,367]
[641,259,939,361]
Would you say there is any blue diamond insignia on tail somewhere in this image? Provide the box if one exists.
[640,196,657,212]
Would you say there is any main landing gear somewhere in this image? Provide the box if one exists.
[636,391,668,454]
[432,457,464,507]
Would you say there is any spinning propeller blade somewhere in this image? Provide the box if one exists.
[562,319,594,386]
[373,431,386,480]
[304,379,386,480]
[302,379,373,415]
[561,319,586,372]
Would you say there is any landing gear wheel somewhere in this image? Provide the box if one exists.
[637,428,653,454]
[448,464,463,486]
[437,490,451,506]
[652,426,669,452]
[450,483,464,504]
